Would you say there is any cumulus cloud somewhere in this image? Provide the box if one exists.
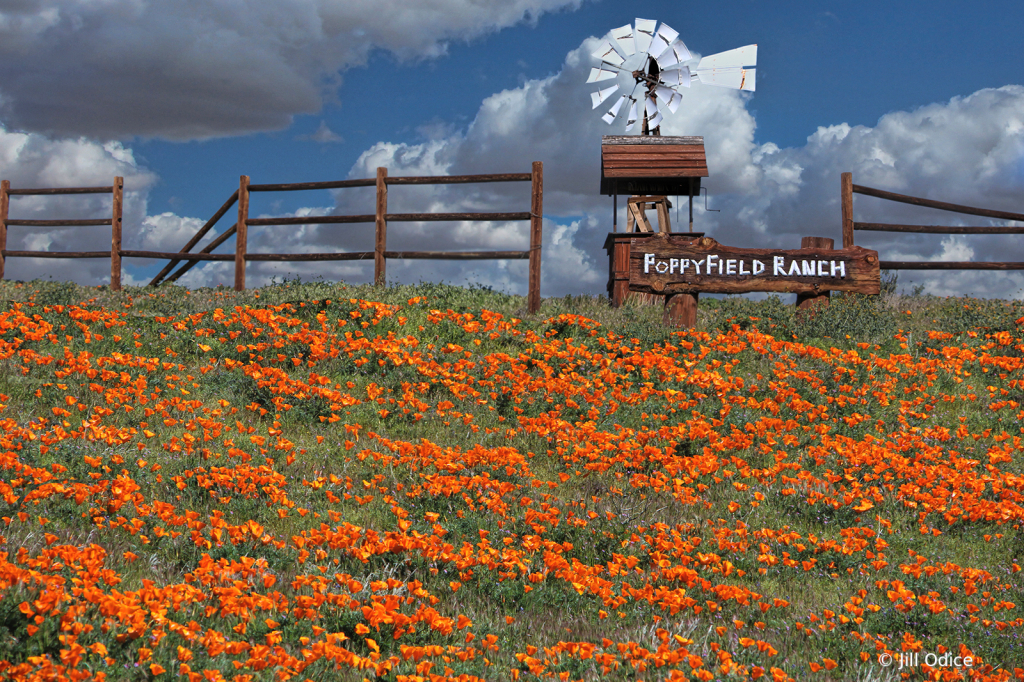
[300,120,344,144]
[0,0,582,140]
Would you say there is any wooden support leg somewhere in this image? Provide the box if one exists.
[664,292,698,329]
[656,197,671,234]
[795,236,833,315]
[627,198,653,233]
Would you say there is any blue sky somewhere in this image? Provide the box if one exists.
[2,0,1023,299]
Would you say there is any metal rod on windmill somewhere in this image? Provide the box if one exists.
[588,18,756,234]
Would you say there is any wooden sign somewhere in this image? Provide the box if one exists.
[629,235,880,296]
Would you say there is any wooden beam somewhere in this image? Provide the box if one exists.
[248,179,375,192]
[111,176,123,291]
[855,222,1024,234]
[841,172,854,248]
[149,190,239,287]
[853,183,1024,222]
[2,250,110,258]
[6,186,112,196]
[245,212,529,227]
[0,180,7,280]
[386,212,531,222]
[664,292,698,328]
[164,224,237,283]
[387,173,531,185]
[628,202,652,232]
[4,219,111,227]
[245,215,375,226]
[375,167,387,286]
[383,250,528,260]
[247,173,532,192]
[657,198,671,234]
[245,252,374,262]
[528,161,543,314]
[121,250,235,261]
[235,176,249,291]
[602,135,704,145]
[879,261,1024,270]
[629,236,880,296]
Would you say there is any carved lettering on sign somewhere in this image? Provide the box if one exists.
[629,235,880,296]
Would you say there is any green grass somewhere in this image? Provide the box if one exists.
[0,274,1022,681]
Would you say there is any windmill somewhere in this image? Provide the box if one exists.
[589,19,756,233]
[588,19,756,135]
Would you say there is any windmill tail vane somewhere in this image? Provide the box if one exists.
[588,18,756,134]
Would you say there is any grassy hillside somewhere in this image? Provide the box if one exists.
[0,277,1021,681]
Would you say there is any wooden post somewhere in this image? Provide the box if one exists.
[627,199,653,232]
[0,180,8,281]
[665,292,698,328]
[841,172,854,248]
[528,161,543,313]
[374,167,388,286]
[656,197,671,234]
[688,183,693,231]
[796,236,834,313]
[110,176,123,291]
[235,175,249,291]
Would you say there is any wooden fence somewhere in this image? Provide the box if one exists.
[0,177,124,286]
[841,171,1024,270]
[0,164,544,312]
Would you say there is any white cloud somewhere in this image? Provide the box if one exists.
[301,120,344,144]
[0,0,582,140]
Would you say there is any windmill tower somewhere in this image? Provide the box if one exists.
[588,19,756,233]
[591,19,757,307]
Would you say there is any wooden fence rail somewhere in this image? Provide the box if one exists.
[0,177,123,287]
[841,171,1024,270]
[1,165,544,312]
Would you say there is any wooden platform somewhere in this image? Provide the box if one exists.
[601,136,708,196]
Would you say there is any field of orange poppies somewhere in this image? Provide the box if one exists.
[0,278,1022,681]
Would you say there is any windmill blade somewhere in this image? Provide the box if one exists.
[740,68,755,91]
[591,84,620,108]
[649,23,679,59]
[625,100,639,132]
[649,109,664,130]
[655,86,683,113]
[601,94,629,124]
[634,18,656,55]
[696,44,757,71]
[660,66,691,88]
[609,24,636,56]
[645,95,660,120]
[586,67,618,83]
[656,40,691,69]
[694,66,746,89]
[592,40,625,67]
